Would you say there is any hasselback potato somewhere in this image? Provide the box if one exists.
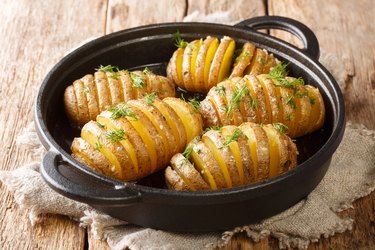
[165,122,298,191]
[199,65,325,138]
[64,66,176,127]
[166,35,278,93]
[71,96,203,181]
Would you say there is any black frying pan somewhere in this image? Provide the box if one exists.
[35,16,345,232]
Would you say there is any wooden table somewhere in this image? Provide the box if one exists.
[1,0,374,249]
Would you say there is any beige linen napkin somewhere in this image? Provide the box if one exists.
[1,11,375,250]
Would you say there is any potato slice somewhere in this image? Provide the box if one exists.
[72,79,90,124]
[81,74,100,121]
[64,85,81,127]
[118,70,135,101]
[201,134,232,188]
[163,97,203,143]
[126,102,162,173]
[257,75,280,123]
[220,126,247,184]
[195,36,216,93]
[106,72,124,106]
[230,42,256,78]
[217,38,236,82]
[152,98,187,152]
[190,39,202,91]
[305,85,325,134]
[244,75,270,124]
[71,137,111,176]
[95,113,139,175]
[94,71,112,111]
[239,123,258,180]
[167,154,210,191]
[204,38,220,91]
[81,121,128,180]
[278,86,297,137]
[97,109,151,178]
[208,36,234,90]
[203,129,242,186]
[130,99,175,163]
[205,83,232,126]
[148,74,176,99]
[192,140,227,189]
[182,40,200,91]
[199,97,221,128]
[129,71,148,99]
[166,48,185,87]
[262,125,281,178]
[245,123,270,181]
[244,48,268,76]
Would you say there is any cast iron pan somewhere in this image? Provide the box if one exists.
[35,16,346,232]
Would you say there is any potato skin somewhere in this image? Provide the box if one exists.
[64,69,176,128]
[71,97,202,182]
[165,122,298,191]
[199,74,325,138]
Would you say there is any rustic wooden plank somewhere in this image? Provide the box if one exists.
[267,0,375,249]
[105,0,187,33]
[0,0,108,248]
[187,0,266,22]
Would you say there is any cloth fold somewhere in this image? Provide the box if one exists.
[0,122,374,249]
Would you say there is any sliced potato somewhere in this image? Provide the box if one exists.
[208,36,234,90]
[166,122,298,191]
[64,68,176,127]
[230,42,256,78]
[200,73,325,138]
[163,97,203,143]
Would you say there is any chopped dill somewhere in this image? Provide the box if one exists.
[182,144,194,159]
[215,85,226,97]
[143,67,152,74]
[273,123,289,134]
[144,92,157,105]
[220,129,242,149]
[173,30,188,48]
[226,84,249,116]
[96,65,121,79]
[94,137,103,151]
[188,97,201,112]
[105,129,126,142]
[130,72,145,88]
[108,103,138,120]
[309,96,316,105]
[286,94,296,109]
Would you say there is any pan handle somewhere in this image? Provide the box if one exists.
[235,16,320,60]
[40,150,141,206]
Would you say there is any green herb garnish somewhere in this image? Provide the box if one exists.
[273,123,289,134]
[129,72,145,88]
[226,84,249,116]
[108,103,138,120]
[286,94,296,109]
[96,122,106,129]
[105,129,126,142]
[215,85,226,97]
[144,92,157,105]
[143,67,152,74]
[309,96,316,105]
[96,65,121,79]
[94,137,103,151]
[173,30,188,48]
[220,129,242,149]
[188,98,201,112]
[182,144,194,159]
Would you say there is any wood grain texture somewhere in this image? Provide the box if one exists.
[0,0,374,249]
[0,0,107,248]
